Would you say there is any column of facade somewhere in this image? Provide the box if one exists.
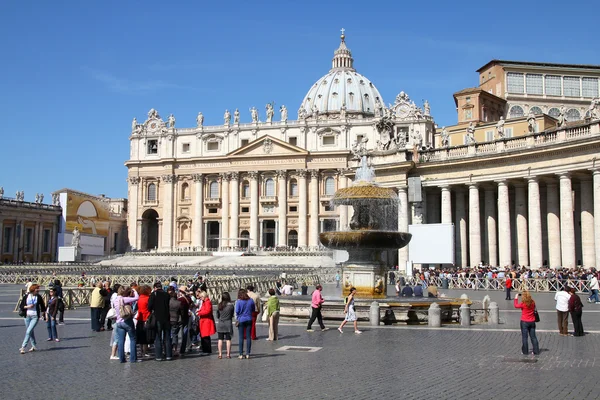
[297,170,308,248]
[546,182,561,268]
[338,170,348,230]
[484,187,497,267]
[440,186,452,224]
[220,173,230,248]
[230,172,239,248]
[13,220,21,261]
[0,218,4,258]
[36,222,43,261]
[127,176,140,250]
[50,222,57,262]
[515,183,529,267]
[527,177,543,269]
[309,170,320,247]
[192,173,204,247]
[497,180,512,267]
[593,170,600,269]
[580,177,595,268]
[277,170,287,246]
[249,171,259,249]
[32,222,39,261]
[397,186,409,269]
[558,173,576,268]
[161,174,176,250]
[455,189,468,268]
[468,184,481,267]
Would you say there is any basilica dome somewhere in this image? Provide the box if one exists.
[300,33,384,118]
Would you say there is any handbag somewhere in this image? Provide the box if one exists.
[106,307,116,320]
[533,307,540,323]
[262,307,269,322]
[146,313,156,330]
[120,298,133,320]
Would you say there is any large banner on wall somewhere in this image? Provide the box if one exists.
[65,193,111,238]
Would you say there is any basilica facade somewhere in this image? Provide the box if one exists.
[126,33,600,270]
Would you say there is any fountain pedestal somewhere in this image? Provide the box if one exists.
[341,259,386,299]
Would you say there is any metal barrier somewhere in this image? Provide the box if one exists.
[404,276,592,293]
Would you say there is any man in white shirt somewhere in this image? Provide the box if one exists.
[555,288,571,336]
[281,282,294,296]
[588,275,600,304]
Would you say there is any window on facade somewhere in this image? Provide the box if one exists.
[485,130,494,141]
[324,177,335,195]
[582,77,599,98]
[208,208,218,214]
[509,105,524,118]
[566,108,581,121]
[207,141,219,151]
[3,227,11,253]
[241,206,249,213]
[356,135,364,144]
[563,76,581,97]
[548,107,561,118]
[242,181,250,198]
[530,106,543,115]
[288,137,297,146]
[323,219,337,232]
[181,182,190,200]
[325,204,335,212]
[464,109,472,120]
[241,139,249,147]
[289,179,298,196]
[505,128,513,138]
[209,181,219,198]
[507,72,524,94]
[526,74,543,95]
[265,178,275,196]
[465,96,471,104]
[43,229,50,253]
[25,228,32,253]
[322,135,335,146]
[147,183,157,201]
[544,75,562,96]
[289,206,298,212]
[147,140,158,154]
[182,143,190,153]
[113,232,119,251]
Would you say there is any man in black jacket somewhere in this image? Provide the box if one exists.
[148,282,172,361]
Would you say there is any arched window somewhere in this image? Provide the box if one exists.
[180,223,189,241]
[265,178,275,196]
[324,177,335,195]
[288,230,298,248]
[209,180,219,198]
[147,183,157,201]
[289,179,298,197]
[548,107,560,118]
[509,105,524,118]
[181,182,190,200]
[242,181,250,198]
[530,106,543,115]
[566,108,581,121]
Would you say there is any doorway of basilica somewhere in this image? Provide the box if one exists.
[262,220,276,248]
[207,221,220,249]
[141,209,159,250]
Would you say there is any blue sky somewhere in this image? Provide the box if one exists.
[1,0,598,201]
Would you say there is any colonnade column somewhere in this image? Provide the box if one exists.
[527,177,543,269]
[468,184,481,267]
[127,176,140,250]
[455,189,468,267]
[309,170,320,247]
[220,173,230,248]
[397,186,409,270]
[249,171,259,249]
[297,170,308,248]
[338,170,348,230]
[230,172,239,248]
[546,182,561,268]
[277,170,287,246]
[192,174,204,247]
[50,222,57,262]
[580,177,595,268]
[161,174,176,251]
[593,170,600,269]
[558,173,576,268]
[515,183,529,267]
[484,187,497,267]
[440,186,452,224]
[497,180,512,268]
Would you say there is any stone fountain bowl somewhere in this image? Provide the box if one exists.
[332,183,397,206]
[319,230,412,250]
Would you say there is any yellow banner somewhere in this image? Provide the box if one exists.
[65,193,110,237]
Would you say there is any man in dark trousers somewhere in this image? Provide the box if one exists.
[148,282,172,361]
[306,284,327,332]
[505,276,513,300]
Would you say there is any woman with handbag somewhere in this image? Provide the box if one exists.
[19,284,46,354]
[567,286,584,336]
[112,286,139,363]
[514,290,540,355]
[196,291,216,355]
[216,292,234,359]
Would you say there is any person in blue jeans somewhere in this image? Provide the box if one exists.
[112,286,139,363]
[46,288,60,341]
[19,284,46,354]
[235,288,255,359]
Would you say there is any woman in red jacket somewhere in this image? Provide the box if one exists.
[196,291,216,354]
[514,290,540,355]
[136,285,152,357]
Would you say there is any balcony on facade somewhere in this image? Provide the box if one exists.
[204,197,221,206]
[259,195,278,204]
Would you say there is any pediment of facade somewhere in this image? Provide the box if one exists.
[228,135,309,157]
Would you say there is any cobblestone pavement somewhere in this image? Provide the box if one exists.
[2,284,599,400]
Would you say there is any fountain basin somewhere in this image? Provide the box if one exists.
[332,183,397,205]
[319,230,412,250]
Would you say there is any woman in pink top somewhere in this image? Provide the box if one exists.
[514,290,539,355]
[112,286,139,363]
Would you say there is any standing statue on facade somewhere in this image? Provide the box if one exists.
[312,104,319,120]
[374,97,383,117]
[527,111,536,132]
[409,129,423,147]
[224,109,231,126]
[196,112,204,127]
[298,106,307,120]
[266,103,274,123]
[234,108,240,124]
[71,227,81,248]
[466,122,476,144]
[587,98,599,120]
[131,117,138,132]
[148,108,159,119]
[35,193,40,203]
[557,106,567,127]
[52,193,60,206]
[16,191,24,202]
[0,186,4,199]
[250,107,259,123]
[440,127,450,147]
[168,114,176,129]
[340,102,347,120]
[280,105,288,122]
[496,116,505,139]
[423,100,431,116]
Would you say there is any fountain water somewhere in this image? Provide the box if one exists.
[319,155,412,298]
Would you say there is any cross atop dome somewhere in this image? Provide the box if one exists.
[332,28,354,71]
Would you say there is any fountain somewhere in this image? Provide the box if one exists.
[320,143,412,299]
